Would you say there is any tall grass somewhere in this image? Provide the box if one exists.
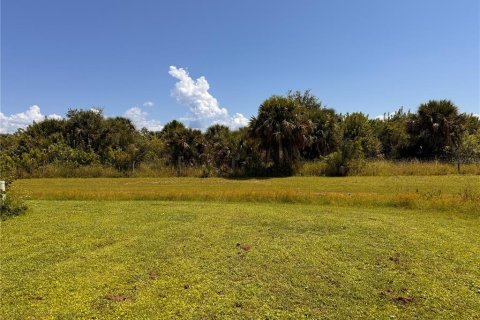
[131,163,206,178]
[14,163,208,179]
[298,160,480,176]
[17,164,124,178]
[11,160,480,179]
[11,176,480,214]
[358,160,480,176]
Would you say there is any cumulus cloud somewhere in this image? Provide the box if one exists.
[168,66,227,119]
[143,101,155,107]
[48,114,63,120]
[230,113,249,127]
[168,66,248,130]
[0,105,62,133]
[124,106,163,131]
[214,113,249,128]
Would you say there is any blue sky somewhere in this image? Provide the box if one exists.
[1,0,479,132]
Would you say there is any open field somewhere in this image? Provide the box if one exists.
[11,175,480,213]
[2,200,480,319]
[1,177,480,319]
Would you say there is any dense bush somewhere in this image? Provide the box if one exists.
[0,93,479,178]
[0,195,27,220]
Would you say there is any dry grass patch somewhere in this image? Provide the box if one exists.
[11,176,480,213]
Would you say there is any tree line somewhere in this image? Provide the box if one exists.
[1,90,479,180]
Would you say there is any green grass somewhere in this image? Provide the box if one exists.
[1,200,479,319]
[2,177,480,318]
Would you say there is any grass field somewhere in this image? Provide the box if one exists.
[10,175,480,213]
[1,177,480,319]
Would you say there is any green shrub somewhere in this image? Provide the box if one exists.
[323,146,366,176]
[1,195,27,220]
[324,151,345,176]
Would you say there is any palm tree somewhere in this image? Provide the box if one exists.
[287,90,340,158]
[409,100,465,158]
[204,124,232,173]
[65,109,104,151]
[249,96,312,171]
[304,107,340,158]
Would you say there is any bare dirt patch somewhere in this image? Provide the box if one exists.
[380,288,414,305]
[393,296,414,304]
[389,255,400,263]
[236,243,251,251]
[106,294,129,302]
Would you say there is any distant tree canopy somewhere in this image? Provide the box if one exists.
[1,92,479,178]
[249,95,312,173]
[408,100,465,158]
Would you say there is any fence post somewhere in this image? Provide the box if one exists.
[0,181,5,201]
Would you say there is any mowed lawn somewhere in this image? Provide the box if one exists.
[1,177,480,319]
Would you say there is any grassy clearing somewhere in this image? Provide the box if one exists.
[11,176,480,213]
[1,200,479,319]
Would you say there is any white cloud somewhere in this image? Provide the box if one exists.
[143,101,155,107]
[168,66,248,130]
[214,113,250,129]
[47,114,63,120]
[230,113,249,127]
[124,107,163,131]
[168,66,227,119]
[0,105,62,133]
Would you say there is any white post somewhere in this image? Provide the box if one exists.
[0,181,5,200]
